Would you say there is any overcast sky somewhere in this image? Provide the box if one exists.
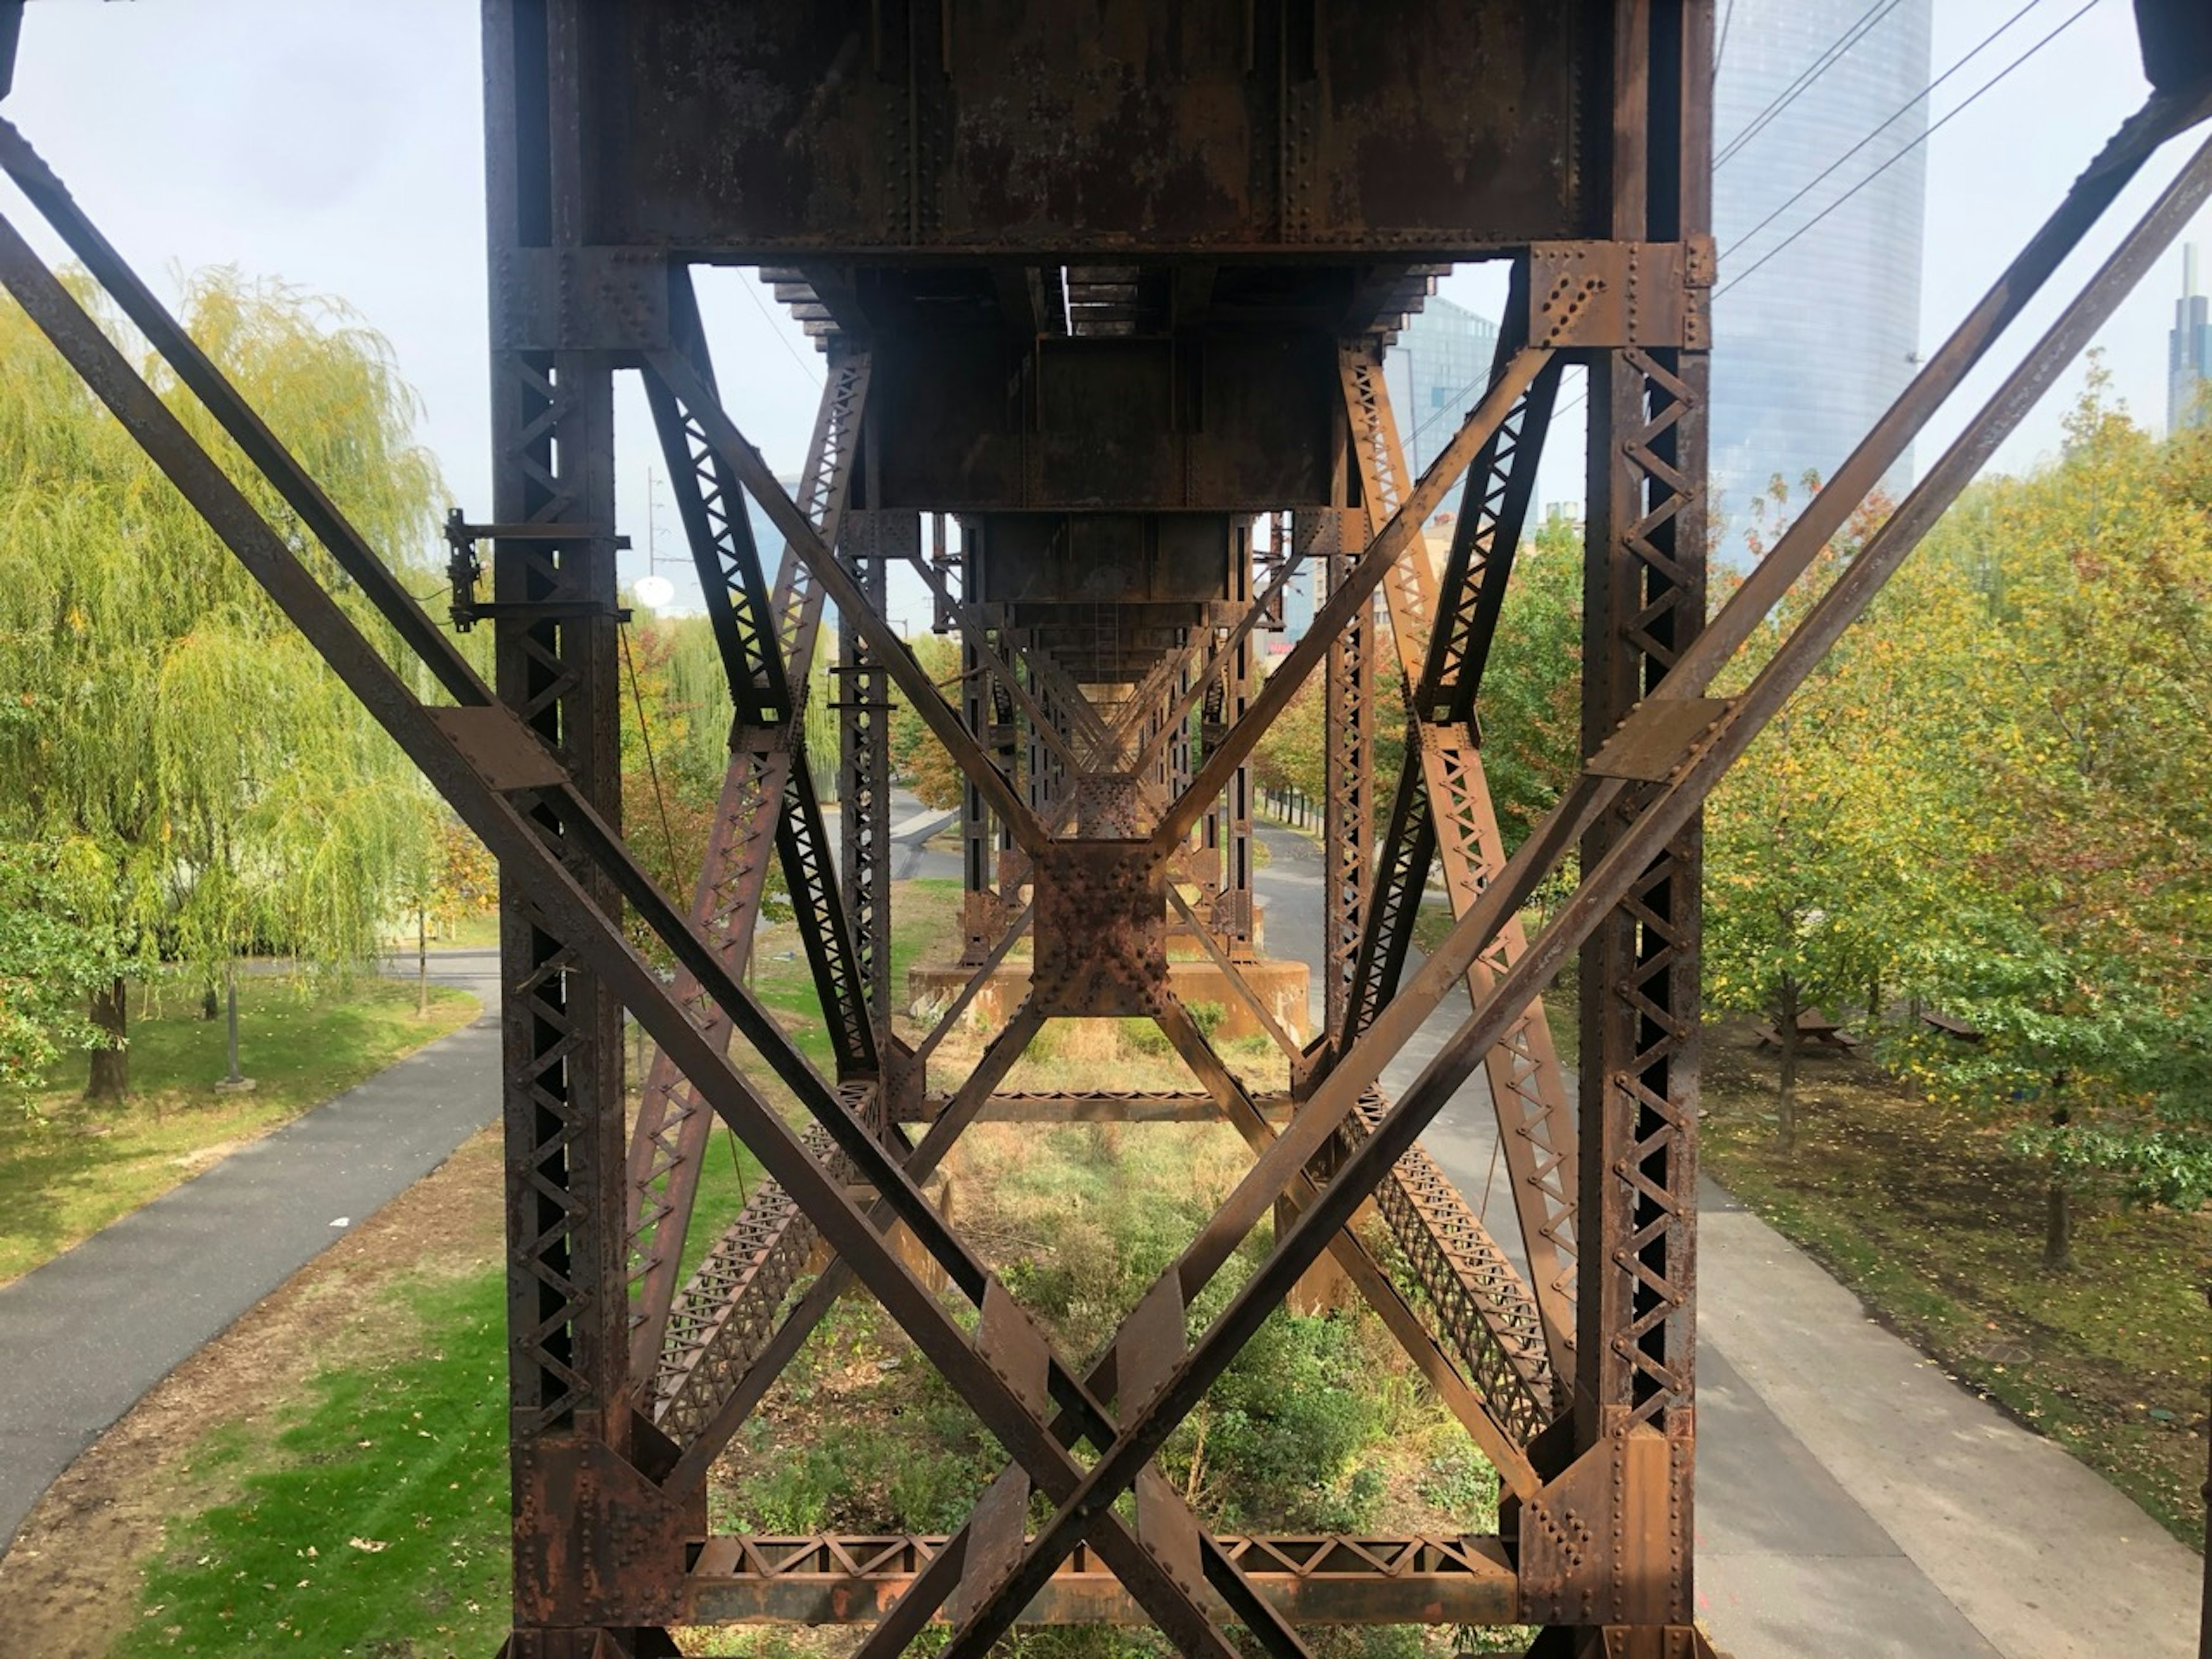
[0,0,2203,615]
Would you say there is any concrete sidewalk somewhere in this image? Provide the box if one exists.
[1699,1187,2199,1658]
[0,949,500,1557]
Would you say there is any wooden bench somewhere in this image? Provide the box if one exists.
[1752,1008,1858,1052]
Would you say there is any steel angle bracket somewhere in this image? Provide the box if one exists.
[1527,238,1715,351]
[493,244,674,355]
[1586,698,1733,783]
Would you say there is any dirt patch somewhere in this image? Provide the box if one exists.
[0,1129,504,1658]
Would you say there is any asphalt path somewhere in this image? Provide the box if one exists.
[0,793,956,1563]
[0,948,500,1556]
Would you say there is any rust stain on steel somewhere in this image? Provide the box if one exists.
[586,0,1590,255]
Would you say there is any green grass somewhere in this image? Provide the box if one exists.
[137,1268,511,1656]
[0,975,479,1286]
[129,881,960,1653]
[1701,1028,2212,1547]
[437,912,501,950]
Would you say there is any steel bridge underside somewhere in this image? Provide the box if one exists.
[1,2,2208,1656]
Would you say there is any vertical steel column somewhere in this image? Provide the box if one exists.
[483,2,635,1646]
[957,525,1001,963]
[989,654,1021,913]
[839,506,895,1028]
[1222,519,1256,959]
[1321,416,1373,1046]
[1570,0,1711,1632]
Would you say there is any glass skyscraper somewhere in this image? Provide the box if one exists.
[1385,296,1502,484]
[1711,0,1931,540]
[2171,244,2210,433]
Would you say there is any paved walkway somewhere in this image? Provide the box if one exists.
[1247,815,2200,1658]
[1,830,2202,1653]
[0,949,501,1556]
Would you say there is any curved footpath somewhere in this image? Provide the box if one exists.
[0,821,2199,1656]
[0,948,500,1555]
[0,787,952,1561]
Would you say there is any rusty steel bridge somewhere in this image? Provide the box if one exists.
[2,2,2211,1655]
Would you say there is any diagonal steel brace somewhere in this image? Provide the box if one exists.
[926,105,2212,1658]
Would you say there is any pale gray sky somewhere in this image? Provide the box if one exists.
[0,0,2203,609]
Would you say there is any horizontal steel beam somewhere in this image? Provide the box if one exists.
[902,1090,1297,1125]
[683,1535,1516,1627]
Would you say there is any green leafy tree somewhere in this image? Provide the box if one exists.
[0,839,128,1096]
[0,270,447,1100]
[887,630,965,811]
[1473,512,1584,854]
[1704,493,1918,1147]
[1875,368,2212,1268]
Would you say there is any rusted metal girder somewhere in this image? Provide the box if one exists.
[903,1088,1297,1124]
[6,1,2206,1647]
[681,1534,1516,1626]
[624,338,872,1377]
[885,96,2212,1659]
[839,503,899,1031]
[1340,330,1581,1382]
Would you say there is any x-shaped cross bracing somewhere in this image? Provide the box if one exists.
[4,85,2208,1653]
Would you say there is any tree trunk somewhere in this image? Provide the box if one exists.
[416,906,429,1017]
[2043,1179,2074,1272]
[200,982,219,1020]
[1776,976,1801,1152]
[86,975,128,1103]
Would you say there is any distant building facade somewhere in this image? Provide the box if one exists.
[2172,244,2211,433]
[1711,0,1931,537]
[1385,296,1501,484]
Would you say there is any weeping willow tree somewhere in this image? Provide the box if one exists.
[0,268,450,1101]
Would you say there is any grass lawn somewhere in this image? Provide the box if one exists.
[0,975,479,1287]
[108,881,957,1656]
[137,1267,513,1656]
[438,912,501,950]
[1701,1023,2212,1547]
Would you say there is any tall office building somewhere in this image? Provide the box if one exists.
[2171,244,2211,433]
[1711,0,1931,539]
[1385,296,1501,484]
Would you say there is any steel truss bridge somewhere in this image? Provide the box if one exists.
[1,2,2209,1654]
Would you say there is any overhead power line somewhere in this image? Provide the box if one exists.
[1723,0,2051,268]
[1716,0,2104,301]
[1715,0,1910,171]
[1399,0,2100,457]
[741,272,826,389]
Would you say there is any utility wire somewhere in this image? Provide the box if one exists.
[1723,0,2051,267]
[1715,0,2102,300]
[1400,0,2093,463]
[1715,0,1909,171]
[741,271,827,389]
[619,620,683,885]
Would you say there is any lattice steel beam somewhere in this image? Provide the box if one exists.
[683,1534,1515,1627]
[625,345,872,1376]
[1341,335,1581,1381]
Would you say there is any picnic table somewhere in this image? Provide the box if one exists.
[1752,1007,1858,1052]
[1919,1008,1984,1043]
